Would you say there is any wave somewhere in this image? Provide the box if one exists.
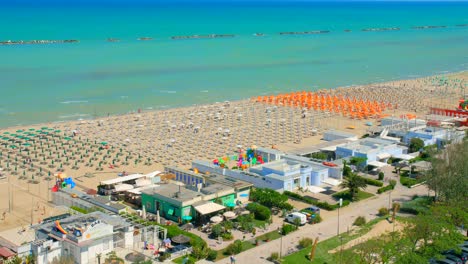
[160,90,177,94]
[200,90,209,93]
[58,113,91,119]
[60,100,89,104]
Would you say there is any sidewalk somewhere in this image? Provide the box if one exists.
[197,181,428,264]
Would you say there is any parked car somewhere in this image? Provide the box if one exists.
[443,250,468,262]
[285,212,307,225]
[444,255,463,264]
[305,206,321,215]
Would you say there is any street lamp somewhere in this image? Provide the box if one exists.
[278,227,283,259]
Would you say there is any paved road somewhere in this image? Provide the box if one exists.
[197,175,428,264]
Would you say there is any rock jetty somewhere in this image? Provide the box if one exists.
[171,34,235,40]
[362,27,400,32]
[0,39,79,45]
[279,30,330,35]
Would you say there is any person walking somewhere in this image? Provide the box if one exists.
[230,255,236,264]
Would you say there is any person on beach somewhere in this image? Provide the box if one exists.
[230,255,236,264]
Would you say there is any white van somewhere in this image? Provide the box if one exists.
[285,212,307,226]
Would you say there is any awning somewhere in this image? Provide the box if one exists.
[368,161,389,168]
[113,184,134,192]
[377,153,391,160]
[194,202,225,215]
[393,154,415,160]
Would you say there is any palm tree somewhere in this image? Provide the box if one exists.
[339,173,367,201]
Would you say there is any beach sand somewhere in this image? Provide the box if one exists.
[0,72,466,231]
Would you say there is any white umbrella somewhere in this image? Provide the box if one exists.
[142,205,147,220]
[210,216,223,223]
[223,211,236,219]
[156,210,160,224]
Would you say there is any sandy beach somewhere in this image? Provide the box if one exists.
[0,71,466,232]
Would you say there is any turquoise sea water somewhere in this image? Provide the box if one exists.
[1,1,467,127]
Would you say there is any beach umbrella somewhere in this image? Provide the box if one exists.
[3,132,9,134]
[100,142,108,145]
[41,127,48,130]
[54,130,61,133]
[28,128,35,131]
[223,211,236,219]
[16,130,24,133]
[171,234,191,244]
[23,143,32,147]
[210,216,223,223]
[9,145,17,149]
[63,137,71,141]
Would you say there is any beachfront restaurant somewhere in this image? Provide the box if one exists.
[140,182,236,224]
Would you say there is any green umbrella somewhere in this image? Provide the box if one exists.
[16,130,24,133]
[9,145,17,149]
[100,142,108,145]
[41,127,48,130]
[23,143,32,147]
[54,130,61,133]
[63,137,71,141]
[2,137,9,140]
[3,132,9,134]
[29,128,35,131]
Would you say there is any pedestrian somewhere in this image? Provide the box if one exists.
[230,255,236,264]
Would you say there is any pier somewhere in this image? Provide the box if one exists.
[279,30,330,35]
[0,39,79,45]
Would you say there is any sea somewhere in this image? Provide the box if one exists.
[1,1,467,128]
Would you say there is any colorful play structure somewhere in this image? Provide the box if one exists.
[213,146,265,170]
[458,99,468,111]
[429,99,468,127]
[51,172,76,192]
[254,91,394,119]
[55,220,68,234]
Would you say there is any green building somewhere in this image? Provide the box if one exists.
[141,183,238,223]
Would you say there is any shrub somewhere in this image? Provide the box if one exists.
[357,175,384,187]
[378,172,384,181]
[211,224,223,238]
[309,214,322,224]
[353,216,366,226]
[377,185,394,194]
[225,240,243,255]
[389,180,397,188]
[400,176,419,187]
[207,249,218,261]
[221,232,234,240]
[269,252,279,261]
[250,188,293,210]
[283,191,350,211]
[378,207,389,216]
[298,238,313,248]
[281,224,296,235]
[159,252,171,262]
[246,203,271,221]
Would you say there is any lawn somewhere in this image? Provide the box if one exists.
[400,196,432,214]
[215,240,256,261]
[332,190,374,202]
[173,255,197,264]
[281,217,385,264]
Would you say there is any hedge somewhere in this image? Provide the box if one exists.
[284,191,350,211]
[377,185,394,194]
[356,175,384,187]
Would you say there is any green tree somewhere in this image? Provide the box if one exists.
[343,160,352,177]
[339,173,367,201]
[310,152,328,160]
[409,138,424,153]
[427,140,468,204]
[350,157,367,170]
[250,188,292,210]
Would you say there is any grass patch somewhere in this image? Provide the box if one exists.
[256,230,282,242]
[215,240,256,261]
[173,255,197,264]
[332,190,374,202]
[282,217,385,264]
[400,196,432,215]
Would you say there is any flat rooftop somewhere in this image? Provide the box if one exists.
[338,138,396,153]
[287,139,354,155]
[141,183,202,202]
[204,173,253,189]
[199,183,233,195]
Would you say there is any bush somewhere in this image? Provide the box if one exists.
[250,188,293,210]
[269,252,279,261]
[378,172,384,180]
[400,176,419,187]
[246,203,271,221]
[225,240,243,255]
[298,238,313,248]
[389,180,397,187]
[283,191,350,211]
[281,224,296,235]
[207,249,218,261]
[357,175,384,187]
[378,207,389,216]
[377,185,394,194]
[159,252,171,262]
[309,214,322,224]
[221,232,234,240]
[211,224,223,238]
[353,216,366,226]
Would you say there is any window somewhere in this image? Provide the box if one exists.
[168,208,174,216]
